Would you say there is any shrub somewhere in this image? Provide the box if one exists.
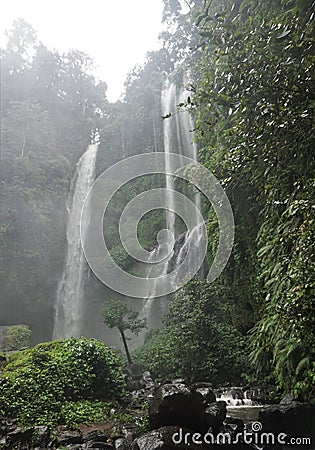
[0,337,125,425]
[133,279,253,384]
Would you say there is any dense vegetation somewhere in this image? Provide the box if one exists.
[133,278,252,384]
[146,0,314,400]
[0,338,124,426]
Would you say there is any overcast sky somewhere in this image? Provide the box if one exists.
[0,0,165,102]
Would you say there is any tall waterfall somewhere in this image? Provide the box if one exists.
[141,80,202,326]
[53,144,98,339]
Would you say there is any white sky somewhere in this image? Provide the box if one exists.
[0,0,165,102]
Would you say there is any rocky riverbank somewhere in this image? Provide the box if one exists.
[1,372,314,450]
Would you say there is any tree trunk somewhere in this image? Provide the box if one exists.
[120,328,132,364]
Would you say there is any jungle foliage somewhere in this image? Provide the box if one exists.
[0,338,125,426]
[156,0,315,399]
[133,279,253,384]
[1,0,314,404]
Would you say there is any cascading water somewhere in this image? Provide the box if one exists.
[214,387,263,423]
[141,79,203,325]
[53,143,98,339]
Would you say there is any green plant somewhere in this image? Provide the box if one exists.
[134,279,253,383]
[103,300,146,364]
[0,337,125,426]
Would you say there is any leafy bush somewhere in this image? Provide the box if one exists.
[132,328,178,381]
[0,325,31,351]
[134,279,253,384]
[0,337,125,425]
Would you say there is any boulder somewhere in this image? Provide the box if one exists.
[149,383,206,433]
[6,426,34,445]
[244,385,278,404]
[124,364,155,392]
[191,383,216,405]
[132,426,208,450]
[259,401,315,444]
[115,437,132,449]
[33,425,50,447]
[204,401,227,433]
[124,364,145,380]
[56,430,83,446]
[224,417,244,434]
[82,430,108,443]
[143,371,155,389]
[84,442,113,449]
[231,388,244,400]
[279,393,295,404]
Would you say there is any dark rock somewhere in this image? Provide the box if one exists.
[204,401,227,433]
[149,382,206,433]
[115,437,132,449]
[33,425,50,447]
[84,442,113,449]
[259,401,315,445]
[192,384,216,404]
[6,426,34,444]
[66,445,85,450]
[169,378,185,385]
[231,388,244,400]
[83,430,108,443]
[56,430,83,445]
[124,364,145,380]
[245,385,278,404]
[131,388,153,400]
[224,417,244,433]
[279,393,295,404]
[126,380,144,391]
[124,364,156,392]
[132,426,208,450]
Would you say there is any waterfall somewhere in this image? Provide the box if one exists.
[53,143,98,339]
[141,79,202,326]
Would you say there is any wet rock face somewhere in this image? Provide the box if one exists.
[148,383,206,433]
[191,382,216,405]
[259,400,315,444]
[204,401,227,433]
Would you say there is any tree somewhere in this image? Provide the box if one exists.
[102,300,146,364]
[133,279,253,383]
[185,0,315,397]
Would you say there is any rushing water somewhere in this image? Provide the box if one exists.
[141,80,203,325]
[215,387,263,423]
[53,144,98,339]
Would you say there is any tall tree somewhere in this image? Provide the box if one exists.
[103,300,146,364]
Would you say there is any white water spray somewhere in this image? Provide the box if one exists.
[53,143,98,339]
[141,80,203,325]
